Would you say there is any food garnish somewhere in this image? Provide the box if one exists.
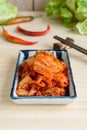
[45,0,87,34]
[0,0,17,24]
[17,24,50,36]
[2,27,37,45]
[0,15,42,25]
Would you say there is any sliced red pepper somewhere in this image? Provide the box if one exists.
[17,24,50,36]
[2,27,38,45]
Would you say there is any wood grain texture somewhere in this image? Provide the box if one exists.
[6,0,49,11]
[6,0,33,10]
[34,0,49,11]
[0,11,87,130]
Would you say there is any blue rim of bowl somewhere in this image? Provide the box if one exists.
[10,50,77,100]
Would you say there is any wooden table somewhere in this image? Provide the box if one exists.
[0,11,87,130]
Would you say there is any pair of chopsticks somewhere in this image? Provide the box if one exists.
[53,35,87,55]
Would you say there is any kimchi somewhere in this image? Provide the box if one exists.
[16,50,69,96]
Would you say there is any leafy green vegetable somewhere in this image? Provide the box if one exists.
[76,19,87,34]
[0,0,5,4]
[0,0,17,24]
[45,0,87,34]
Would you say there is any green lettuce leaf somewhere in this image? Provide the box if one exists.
[76,19,87,34]
[66,0,76,12]
[45,0,87,34]
[0,0,17,23]
[0,0,5,4]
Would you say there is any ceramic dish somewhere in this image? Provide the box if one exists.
[10,50,77,104]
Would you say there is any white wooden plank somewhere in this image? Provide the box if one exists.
[34,0,49,11]
[6,0,33,11]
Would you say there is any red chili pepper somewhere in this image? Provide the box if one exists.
[17,24,51,36]
[2,27,38,45]
[0,15,42,25]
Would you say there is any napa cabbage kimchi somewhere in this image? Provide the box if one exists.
[16,50,69,96]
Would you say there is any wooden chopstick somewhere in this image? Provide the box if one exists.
[53,35,87,55]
